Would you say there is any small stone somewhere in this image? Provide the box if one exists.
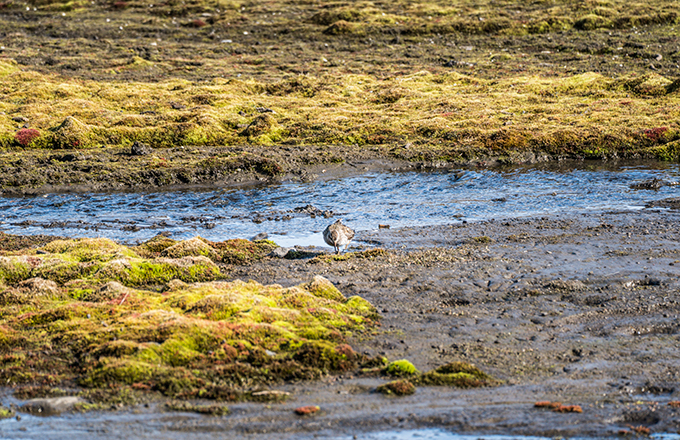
[13,116,28,123]
[130,141,153,156]
[251,232,269,241]
[269,247,291,258]
[21,397,85,416]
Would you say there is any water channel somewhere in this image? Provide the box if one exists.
[0,161,678,249]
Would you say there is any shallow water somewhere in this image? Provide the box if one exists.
[0,161,678,248]
[2,413,680,440]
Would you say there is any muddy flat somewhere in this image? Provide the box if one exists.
[214,207,680,438]
[1,203,679,438]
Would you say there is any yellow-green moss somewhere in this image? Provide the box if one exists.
[418,361,498,387]
[0,404,15,419]
[386,359,419,377]
[0,237,379,402]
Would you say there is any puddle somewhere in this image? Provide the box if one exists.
[0,161,678,248]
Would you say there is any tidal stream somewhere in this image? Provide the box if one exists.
[0,161,678,248]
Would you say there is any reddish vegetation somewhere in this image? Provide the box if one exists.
[553,405,583,413]
[623,425,651,435]
[14,128,40,147]
[643,126,669,142]
[534,401,562,409]
[668,401,680,408]
[294,405,320,416]
[535,401,582,413]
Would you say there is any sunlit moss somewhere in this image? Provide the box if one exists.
[0,236,379,402]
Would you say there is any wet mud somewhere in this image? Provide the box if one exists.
[190,207,680,438]
[1,205,680,438]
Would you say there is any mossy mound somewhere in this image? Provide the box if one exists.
[135,236,277,265]
[376,379,416,396]
[0,237,379,402]
[418,361,499,388]
[386,359,420,377]
[0,235,281,292]
[0,404,15,419]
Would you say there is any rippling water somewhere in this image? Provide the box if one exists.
[0,161,678,248]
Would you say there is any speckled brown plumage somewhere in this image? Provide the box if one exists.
[323,219,355,254]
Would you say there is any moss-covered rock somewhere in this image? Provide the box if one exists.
[49,116,99,149]
[305,275,346,302]
[160,237,219,260]
[0,404,15,419]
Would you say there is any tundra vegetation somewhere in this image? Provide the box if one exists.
[0,0,679,192]
[0,234,496,405]
[0,0,675,408]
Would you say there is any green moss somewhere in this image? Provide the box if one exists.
[386,359,419,377]
[0,405,15,419]
[0,59,19,77]
[471,236,493,244]
[49,116,99,149]
[134,235,178,257]
[0,256,33,284]
[418,361,498,388]
[165,400,229,415]
[160,237,219,260]
[305,275,346,302]
[83,358,157,386]
[573,14,613,30]
[0,237,379,404]
[376,379,416,396]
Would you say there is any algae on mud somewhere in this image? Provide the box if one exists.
[0,235,382,403]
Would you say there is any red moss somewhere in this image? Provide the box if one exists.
[626,425,651,435]
[643,127,668,142]
[294,405,320,415]
[534,401,562,409]
[376,379,416,396]
[15,128,40,147]
[553,404,583,413]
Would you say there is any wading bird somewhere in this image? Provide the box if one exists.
[323,219,355,254]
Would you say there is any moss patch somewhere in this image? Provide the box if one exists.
[418,361,499,387]
[376,379,416,396]
[0,236,378,403]
[386,359,420,377]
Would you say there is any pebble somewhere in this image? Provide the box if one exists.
[269,247,292,258]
